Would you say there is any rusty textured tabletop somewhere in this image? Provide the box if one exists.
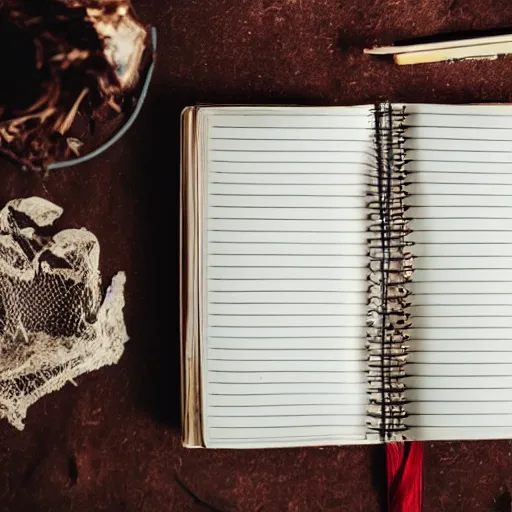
[1,1,512,511]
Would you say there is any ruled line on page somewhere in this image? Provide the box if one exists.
[210,149,370,153]
[211,160,370,164]
[210,138,372,142]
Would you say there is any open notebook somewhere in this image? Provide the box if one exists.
[180,102,512,449]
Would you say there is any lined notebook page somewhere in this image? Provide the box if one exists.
[200,106,374,448]
[404,103,512,441]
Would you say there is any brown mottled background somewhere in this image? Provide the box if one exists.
[1,0,512,511]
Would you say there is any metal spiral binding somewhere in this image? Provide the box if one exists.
[366,102,413,441]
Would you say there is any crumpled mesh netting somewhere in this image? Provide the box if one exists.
[0,196,128,430]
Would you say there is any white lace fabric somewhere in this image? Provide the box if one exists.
[0,197,128,429]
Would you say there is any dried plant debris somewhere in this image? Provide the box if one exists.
[0,197,128,429]
[0,0,151,171]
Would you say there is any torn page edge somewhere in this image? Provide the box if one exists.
[366,103,412,442]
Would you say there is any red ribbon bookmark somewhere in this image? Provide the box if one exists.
[386,441,424,512]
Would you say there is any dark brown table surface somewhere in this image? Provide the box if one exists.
[2,0,512,510]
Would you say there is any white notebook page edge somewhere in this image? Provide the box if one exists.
[198,105,378,448]
[404,103,512,442]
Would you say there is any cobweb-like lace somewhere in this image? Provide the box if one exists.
[0,197,128,429]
